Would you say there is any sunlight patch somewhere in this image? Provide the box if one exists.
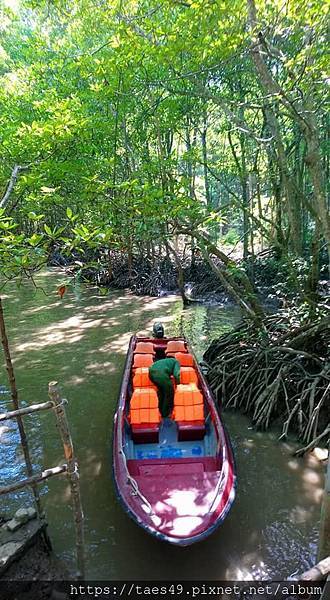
[171,516,203,536]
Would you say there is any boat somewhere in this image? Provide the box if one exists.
[112,331,236,546]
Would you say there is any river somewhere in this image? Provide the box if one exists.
[0,270,324,579]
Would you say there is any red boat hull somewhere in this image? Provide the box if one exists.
[112,336,236,545]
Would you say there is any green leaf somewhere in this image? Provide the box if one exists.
[44,224,52,235]
[28,233,43,247]
[28,212,44,221]
[40,186,56,194]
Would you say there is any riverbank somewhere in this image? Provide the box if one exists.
[50,247,329,313]
[204,313,330,453]
[0,508,68,599]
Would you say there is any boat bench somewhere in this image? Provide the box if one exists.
[131,423,160,444]
[130,340,205,444]
[176,420,205,441]
[127,456,220,476]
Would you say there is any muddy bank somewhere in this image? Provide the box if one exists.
[3,539,65,579]
[0,508,69,600]
[50,248,295,307]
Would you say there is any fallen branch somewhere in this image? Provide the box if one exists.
[300,556,330,580]
[295,425,330,457]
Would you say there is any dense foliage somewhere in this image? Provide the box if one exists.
[0,0,329,319]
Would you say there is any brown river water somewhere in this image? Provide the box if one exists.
[0,270,325,580]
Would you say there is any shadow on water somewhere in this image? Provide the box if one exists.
[0,269,325,579]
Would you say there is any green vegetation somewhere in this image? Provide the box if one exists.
[0,0,329,455]
[0,0,329,321]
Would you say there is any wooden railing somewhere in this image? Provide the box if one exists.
[0,382,85,580]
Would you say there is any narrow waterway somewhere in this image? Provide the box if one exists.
[0,270,324,579]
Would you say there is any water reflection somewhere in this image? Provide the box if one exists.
[0,270,324,579]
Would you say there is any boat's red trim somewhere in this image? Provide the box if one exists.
[112,335,236,545]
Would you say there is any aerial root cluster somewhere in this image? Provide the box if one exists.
[63,251,227,298]
[203,314,330,455]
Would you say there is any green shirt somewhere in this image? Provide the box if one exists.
[149,358,181,384]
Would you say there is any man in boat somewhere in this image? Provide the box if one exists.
[149,358,180,419]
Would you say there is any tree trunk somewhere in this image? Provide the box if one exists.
[305,224,321,318]
[0,165,29,211]
[127,239,133,278]
[242,176,249,260]
[228,129,250,260]
[185,122,195,199]
[165,241,190,306]
[177,227,265,322]
[264,107,303,254]
[247,0,330,265]
[304,115,330,269]
[318,443,330,561]
[201,110,211,206]
[201,246,262,325]
[0,297,43,518]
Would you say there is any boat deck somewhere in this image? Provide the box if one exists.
[124,417,218,461]
[126,455,223,538]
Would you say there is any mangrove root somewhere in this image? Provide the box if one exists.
[203,313,330,454]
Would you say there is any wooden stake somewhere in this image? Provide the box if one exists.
[318,443,330,561]
[48,381,85,580]
[0,297,43,518]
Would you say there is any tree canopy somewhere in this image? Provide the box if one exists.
[0,0,329,318]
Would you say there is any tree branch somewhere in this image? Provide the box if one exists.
[0,165,29,211]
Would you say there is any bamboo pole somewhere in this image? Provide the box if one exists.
[320,577,329,600]
[48,381,85,580]
[0,297,43,518]
[318,443,330,561]
[0,400,54,422]
[0,465,68,495]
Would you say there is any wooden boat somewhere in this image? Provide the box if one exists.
[112,334,236,546]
